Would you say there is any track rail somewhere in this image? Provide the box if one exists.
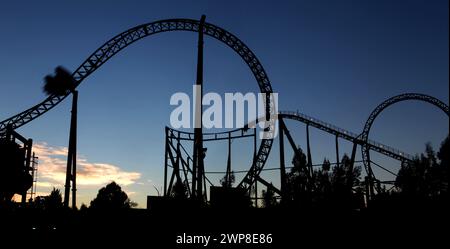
[168,110,417,191]
[0,18,274,134]
[360,93,449,177]
[279,110,415,161]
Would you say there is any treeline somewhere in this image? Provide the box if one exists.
[1,181,137,211]
[262,135,450,211]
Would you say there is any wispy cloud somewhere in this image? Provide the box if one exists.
[35,181,61,188]
[33,142,141,187]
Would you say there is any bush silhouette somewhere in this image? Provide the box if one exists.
[90,182,136,210]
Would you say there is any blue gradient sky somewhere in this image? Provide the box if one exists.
[0,0,448,207]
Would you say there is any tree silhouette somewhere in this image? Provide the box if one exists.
[262,186,278,208]
[329,154,362,209]
[32,188,63,210]
[46,188,63,210]
[220,171,235,188]
[331,154,361,194]
[436,135,449,198]
[171,179,188,199]
[312,158,332,205]
[396,145,434,199]
[437,136,449,169]
[308,155,363,209]
[396,136,449,201]
[90,182,136,210]
[286,146,310,205]
[80,203,88,212]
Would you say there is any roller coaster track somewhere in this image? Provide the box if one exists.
[238,111,415,191]
[0,18,277,196]
[166,109,415,192]
[239,102,448,192]
[0,18,274,134]
[279,110,415,161]
[1,18,447,195]
[360,93,449,180]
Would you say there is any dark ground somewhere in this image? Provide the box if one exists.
[1,206,448,248]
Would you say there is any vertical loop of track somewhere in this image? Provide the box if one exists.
[0,18,275,191]
[360,93,449,179]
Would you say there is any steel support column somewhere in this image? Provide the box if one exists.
[164,127,169,196]
[192,15,206,201]
[306,124,313,177]
[335,135,340,168]
[21,138,33,204]
[64,90,78,209]
[278,118,287,201]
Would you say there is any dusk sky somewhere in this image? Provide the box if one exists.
[0,0,448,207]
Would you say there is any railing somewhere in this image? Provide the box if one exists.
[279,110,414,161]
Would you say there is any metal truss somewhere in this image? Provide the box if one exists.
[280,110,415,161]
[239,110,424,193]
[238,138,273,190]
[2,17,447,203]
[165,124,272,194]
[0,18,274,135]
[164,126,257,198]
[360,93,449,182]
[167,127,256,142]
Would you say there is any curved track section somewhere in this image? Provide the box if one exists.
[167,110,420,192]
[238,135,273,190]
[279,111,414,161]
[360,93,449,178]
[0,18,276,195]
[239,111,415,191]
[0,18,273,133]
